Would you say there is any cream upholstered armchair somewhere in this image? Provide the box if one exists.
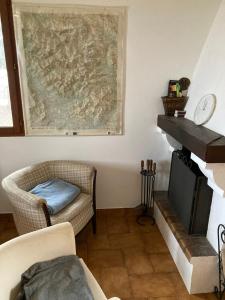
[2,160,97,235]
[0,222,120,300]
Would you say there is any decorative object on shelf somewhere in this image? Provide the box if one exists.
[163,77,190,116]
[194,94,216,126]
[168,77,191,98]
[174,110,186,118]
[214,224,225,299]
[179,77,191,97]
[168,80,179,97]
[161,96,188,116]
[136,159,156,226]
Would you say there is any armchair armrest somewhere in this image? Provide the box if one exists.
[2,178,51,234]
[3,180,44,207]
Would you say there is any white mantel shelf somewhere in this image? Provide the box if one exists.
[191,153,225,198]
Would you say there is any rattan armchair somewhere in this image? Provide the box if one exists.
[2,160,97,236]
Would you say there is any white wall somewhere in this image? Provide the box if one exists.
[185,0,225,250]
[0,0,221,212]
[186,0,225,136]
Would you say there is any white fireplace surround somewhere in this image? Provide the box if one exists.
[163,130,225,198]
[191,153,225,198]
[156,129,222,294]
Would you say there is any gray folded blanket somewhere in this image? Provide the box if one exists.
[16,255,94,300]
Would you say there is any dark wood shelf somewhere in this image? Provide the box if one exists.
[157,115,225,163]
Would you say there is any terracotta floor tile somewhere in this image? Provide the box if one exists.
[148,296,177,300]
[170,272,188,294]
[87,234,110,250]
[0,211,217,300]
[123,298,148,300]
[149,297,177,300]
[142,232,169,254]
[96,209,107,217]
[0,227,18,244]
[87,249,124,269]
[104,208,126,217]
[76,223,92,243]
[127,214,158,233]
[149,254,177,273]
[76,242,88,262]
[0,219,16,233]
[177,294,207,300]
[125,207,143,216]
[205,294,217,300]
[123,248,154,275]
[109,232,144,249]
[130,273,176,298]
[107,216,129,234]
[96,214,108,235]
[100,267,131,298]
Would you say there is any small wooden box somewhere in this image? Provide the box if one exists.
[161,96,188,116]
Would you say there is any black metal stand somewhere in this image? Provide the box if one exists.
[136,160,156,226]
[215,224,225,299]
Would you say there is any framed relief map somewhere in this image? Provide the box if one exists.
[13,4,127,135]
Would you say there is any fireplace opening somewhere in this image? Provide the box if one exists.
[168,150,213,236]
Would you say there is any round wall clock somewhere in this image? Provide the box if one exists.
[194,94,216,125]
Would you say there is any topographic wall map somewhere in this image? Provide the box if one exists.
[13,4,126,135]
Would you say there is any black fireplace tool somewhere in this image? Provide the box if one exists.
[136,159,156,226]
[215,224,225,299]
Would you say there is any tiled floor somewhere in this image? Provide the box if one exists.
[0,209,217,300]
[0,214,18,244]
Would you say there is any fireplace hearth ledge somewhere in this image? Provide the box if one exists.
[154,194,218,294]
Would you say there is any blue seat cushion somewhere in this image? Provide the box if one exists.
[30,178,81,215]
